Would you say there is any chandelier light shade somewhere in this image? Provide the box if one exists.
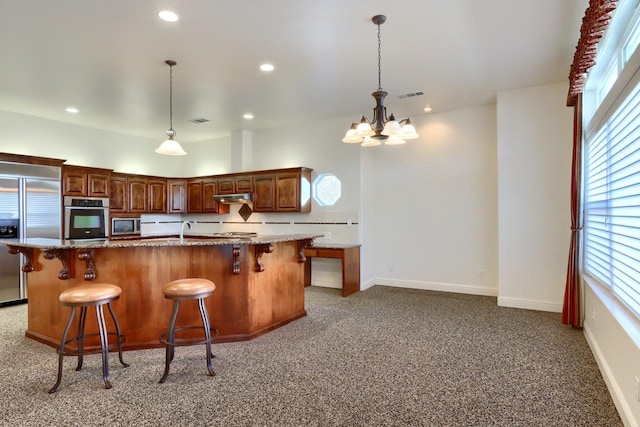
[155,60,187,156]
[343,15,419,147]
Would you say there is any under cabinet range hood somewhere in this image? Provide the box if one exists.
[213,193,252,204]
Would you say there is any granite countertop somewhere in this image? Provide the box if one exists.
[0,234,322,250]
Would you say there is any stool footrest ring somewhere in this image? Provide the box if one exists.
[57,332,126,357]
[159,326,219,347]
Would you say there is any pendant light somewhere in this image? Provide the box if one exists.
[343,15,419,146]
[155,60,187,156]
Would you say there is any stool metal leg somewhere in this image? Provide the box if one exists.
[75,306,87,371]
[198,297,216,377]
[159,300,180,383]
[49,307,76,394]
[95,303,112,389]
[106,302,130,368]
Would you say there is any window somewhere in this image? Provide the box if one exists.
[583,0,640,317]
[584,82,640,316]
[312,173,341,207]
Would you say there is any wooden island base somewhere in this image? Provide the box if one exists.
[21,239,310,350]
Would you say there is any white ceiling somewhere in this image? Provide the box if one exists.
[0,0,588,144]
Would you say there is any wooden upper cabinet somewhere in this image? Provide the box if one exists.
[88,173,110,198]
[202,179,225,213]
[275,168,312,212]
[187,178,227,213]
[167,179,186,214]
[148,178,167,213]
[253,175,275,212]
[128,177,148,213]
[62,165,112,197]
[217,177,235,195]
[187,180,203,213]
[235,175,254,193]
[109,174,128,214]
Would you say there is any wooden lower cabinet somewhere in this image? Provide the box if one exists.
[21,240,308,349]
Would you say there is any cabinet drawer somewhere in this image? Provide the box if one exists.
[304,248,343,259]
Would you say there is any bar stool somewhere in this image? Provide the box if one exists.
[49,283,129,393]
[159,278,219,383]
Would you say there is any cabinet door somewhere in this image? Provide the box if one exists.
[202,179,222,213]
[148,179,167,213]
[87,173,110,198]
[109,175,128,213]
[235,175,254,193]
[187,180,203,213]
[275,173,300,212]
[62,170,87,197]
[168,180,186,213]
[128,178,148,213]
[253,175,275,212]
[217,178,235,194]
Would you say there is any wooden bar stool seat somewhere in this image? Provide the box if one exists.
[49,283,129,393]
[159,278,219,383]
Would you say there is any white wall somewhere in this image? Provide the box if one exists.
[497,82,573,312]
[178,135,232,177]
[365,104,499,295]
[0,109,183,176]
[583,279,640,426]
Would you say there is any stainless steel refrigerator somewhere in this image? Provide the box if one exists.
[0,162,61,306]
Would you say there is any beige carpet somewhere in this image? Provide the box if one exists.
[0,285,623,426]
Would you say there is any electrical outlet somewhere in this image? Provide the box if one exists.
[635,376,640,403]
[478,269,485,279]
[592,308,596,320]
[323,232,331,239]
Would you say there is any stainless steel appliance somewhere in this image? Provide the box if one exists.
[64,197,109,240]
[0,163,61,306]
[111,217,141,236]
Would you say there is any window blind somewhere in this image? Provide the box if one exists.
[584,78,640,317]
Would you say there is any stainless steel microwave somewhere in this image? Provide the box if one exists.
[111,217,141,236]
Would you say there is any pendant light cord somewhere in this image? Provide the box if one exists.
[377,22,382,91]
[169,63,174,130]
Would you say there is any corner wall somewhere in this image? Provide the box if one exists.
[365,104,499,296]
[496,82,573,312]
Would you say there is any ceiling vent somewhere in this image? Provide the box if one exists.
[398,91,424,99]
[188,117,210,124]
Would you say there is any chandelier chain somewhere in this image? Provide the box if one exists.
[377,21,382,91]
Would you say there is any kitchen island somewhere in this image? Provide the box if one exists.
[2,234,318,350]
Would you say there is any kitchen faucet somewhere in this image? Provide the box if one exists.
[180,221,192,242]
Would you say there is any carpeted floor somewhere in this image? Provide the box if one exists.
[0,285,622,426]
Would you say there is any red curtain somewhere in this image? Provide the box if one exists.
[563,0,617,328]
[562,94,583,329]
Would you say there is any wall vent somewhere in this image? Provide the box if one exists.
[188,117,210,124]
[398,91,424,99]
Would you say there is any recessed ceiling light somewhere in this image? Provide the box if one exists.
[259,63,274,72]
[65,107,79,114]
[423,105,432,113]
[243,113,254,120]
[158,10,179,22]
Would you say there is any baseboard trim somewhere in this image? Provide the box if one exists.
[374,278,497,297]
[584,323,636,427]
[497,296,562,313]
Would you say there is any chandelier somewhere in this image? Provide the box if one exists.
[343,15,419,146]
[155,60,187,156]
